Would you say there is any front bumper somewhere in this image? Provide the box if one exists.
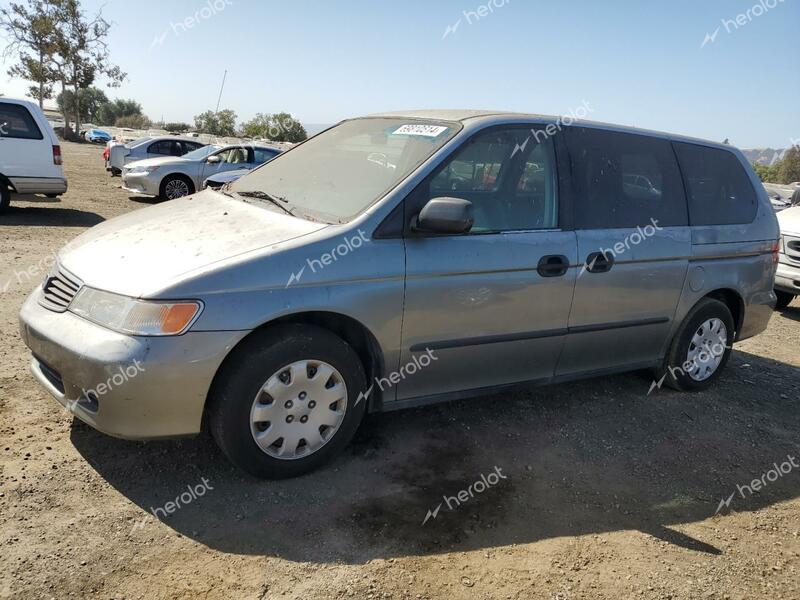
[775,256,800,295]
[121,172,159,196]
[19,288,247,440]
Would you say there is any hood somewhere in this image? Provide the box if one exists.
[125,156,191,170]
[59,189,327,298]
[778,206,800,236]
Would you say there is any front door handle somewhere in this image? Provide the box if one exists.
[585,251,615,274]
[537,254,569,278]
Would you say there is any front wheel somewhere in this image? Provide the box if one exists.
[159,175,194,200]
[775,291,796,310]
[208,324,368,478]
[655,298,734,392]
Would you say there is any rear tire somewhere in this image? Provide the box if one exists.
[208,324,368,479]
[775,291,795,310]
[0,184,10,213]
[655,298,734,392]
[45,193,60,198]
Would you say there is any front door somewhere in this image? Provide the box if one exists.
[394,125,577,403]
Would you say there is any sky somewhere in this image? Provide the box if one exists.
[0,0,798,148]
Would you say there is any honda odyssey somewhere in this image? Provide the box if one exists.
[19,110,779,478]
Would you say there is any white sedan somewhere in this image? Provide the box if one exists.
[122,144,281,200]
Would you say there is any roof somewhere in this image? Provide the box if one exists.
[366,109,734,151]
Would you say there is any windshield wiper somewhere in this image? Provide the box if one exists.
[234,190,294,216]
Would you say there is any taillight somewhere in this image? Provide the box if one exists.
[772,240,780,265]
[53,145,62,165]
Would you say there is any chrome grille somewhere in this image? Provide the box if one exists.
[39,267,83,312]
[785,235,800,263]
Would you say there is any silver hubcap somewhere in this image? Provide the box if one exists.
[686,318,728,382]
[249,360,347,460]
[164,179,190,199]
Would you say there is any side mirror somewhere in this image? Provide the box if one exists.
[414,197,474,234]
[206,155,221,164]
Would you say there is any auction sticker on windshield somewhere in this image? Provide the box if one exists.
[392,124,449,137]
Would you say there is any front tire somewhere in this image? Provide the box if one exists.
[208,324,368,479]
[775,291,795,310]
[159,175,194,200]
[655,298,734,392]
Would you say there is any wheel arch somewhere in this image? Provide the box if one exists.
[0,172,17,193]
[202,310,386,430]
[704,288,745,340]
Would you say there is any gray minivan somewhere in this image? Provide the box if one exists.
[19,110,780,478]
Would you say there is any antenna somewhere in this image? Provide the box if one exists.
[215,70,228,114]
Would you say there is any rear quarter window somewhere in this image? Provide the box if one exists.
[673,142,758,226]
[0,102,44,140]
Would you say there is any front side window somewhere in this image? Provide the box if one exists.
[214,147,250,164]
[0,103,43,140]
[673,142,758,226]
[231,118,460,222]
[414,127,559,233]
[567,127,688,229]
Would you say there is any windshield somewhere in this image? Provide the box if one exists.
[184,145,218,160]
[230,118,459,222]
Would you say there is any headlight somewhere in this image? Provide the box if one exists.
[69,287,202,336]
[131,166,159,175]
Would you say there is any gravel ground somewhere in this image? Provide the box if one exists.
[1,142,799,600]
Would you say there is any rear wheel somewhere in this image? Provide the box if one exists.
[655,298,734,392]
[208,324,368,479]
[159,175,194,200]
[45,193,60,198]
[0,184,10,213]
[775,291,796,310]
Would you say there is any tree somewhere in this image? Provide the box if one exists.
[753,163,779,183]
[56,86,107,124]
[240,111,307,142]
[194,109,237,137]
[95,98,144,126]
[52,0,125,137]
[114,113,151,129]
[778,146,800,184]
[0,0,60,107]
[164,122,191,133]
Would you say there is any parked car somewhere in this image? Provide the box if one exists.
[203,147,282,189]
[19,111,779,479]
[108,136,206,176]
[122,144,280,199]
[85,128,112,144]
[763,183,795,212]
[0,97,67,212]
[775,206,800,309]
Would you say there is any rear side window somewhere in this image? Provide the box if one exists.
[149,140,182,156]
[567,127,688,229]
[0,102,44,140]
[673,142,758,226]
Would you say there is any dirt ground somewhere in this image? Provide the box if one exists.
[1,142,799,600]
